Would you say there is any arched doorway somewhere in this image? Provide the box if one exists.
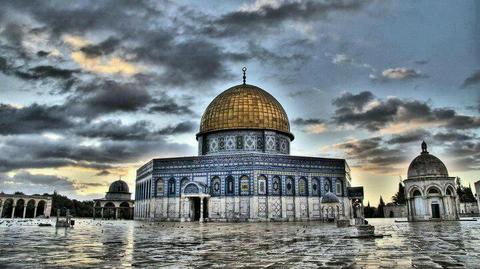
[104,202,116,219]
[118,202,132,219]
[14,199,25,218]
[25,200,36,218]
[2,199,14,218]
[36,200,46,217]
[427,187,442,219]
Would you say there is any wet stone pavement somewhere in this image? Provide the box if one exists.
[0,218,479,268]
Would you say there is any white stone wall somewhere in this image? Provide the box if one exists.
[404,177,458,221]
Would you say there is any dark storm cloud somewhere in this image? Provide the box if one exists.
[74,120,154,141]
[461,70,480,88]
[387,130,430,144]
[14,65,78,80]
[75,120,196,140]
[332,91,374,111]
[292,118,324,126]
[433,131,476,142]
[331,91,480,131]
[335,136,409,173]
[0,0,236,87]
[443,141,480,171]
[0,134,192,173]
[80,37,120,58]
[157,121,197,135]
[206,0,367,37]
[149,94,196,116]
[0,171,107,193]
[66,80,152,118]
[0,103,72,134]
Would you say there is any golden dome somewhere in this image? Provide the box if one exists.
[198,84,293,139]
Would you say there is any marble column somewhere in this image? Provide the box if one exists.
[33,206,38,219]
[22,206,27,218]
[101,207,104,219]
[11,206,16,218]
[115,208,119,220]
[92,207,95,219]
[199,198,204,223]
[0,205,3,218]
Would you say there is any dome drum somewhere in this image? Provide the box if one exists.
[106,180,132,200]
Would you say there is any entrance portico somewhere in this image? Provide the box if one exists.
[181,182,210,222]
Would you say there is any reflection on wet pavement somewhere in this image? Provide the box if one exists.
[0,218,479,268]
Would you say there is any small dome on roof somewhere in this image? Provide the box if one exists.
[407,142,448,179]
[108,179,130,193]
[321,192,340,204]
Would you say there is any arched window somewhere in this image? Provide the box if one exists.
[240,175,250,195]
[272,176,281,195]
[335,178,343,196]
[257,175,267,195]
[226,176,235,195]
[286,176,295,196]
[211,176,221,196]
[311,178,320,196]
[413,189,422,197]
[298,177,307,196]
[181,177,190,190]
[428,187,440,195]
[156,178,164,197]
[446,186,454,196]
[324,178,332,193]
[168,178,176,196]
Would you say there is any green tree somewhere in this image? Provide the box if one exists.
[392,182,406,205]
[376,196,385,218]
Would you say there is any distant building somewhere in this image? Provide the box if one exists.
[0,193,52,218]
[403,142,459,221]
[94,179,134,220]
[476,180,480,215]
[383,203,407,218]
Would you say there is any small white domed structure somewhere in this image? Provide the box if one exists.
[404,142,459,221]
[321,192,342,221]
[94,179,134,220]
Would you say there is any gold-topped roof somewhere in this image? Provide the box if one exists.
[198,84,293,139]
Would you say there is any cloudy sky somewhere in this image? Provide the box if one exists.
[0,0,479,203]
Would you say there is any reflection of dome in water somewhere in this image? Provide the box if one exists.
[321,192,340,204]
[407,141,448,179]
[198,83,293,139]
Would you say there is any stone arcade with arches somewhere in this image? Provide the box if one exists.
[404,142,459,221]
[135,71,360,222]
[0,193,52,218]
[94,180,134,220]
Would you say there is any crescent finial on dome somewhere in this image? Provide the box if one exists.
[242,67,247,84]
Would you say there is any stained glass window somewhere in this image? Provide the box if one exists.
[211,176,221,196]
[168,178,176,196]
[286,177,294,195]
[258,175,267,195]
[240,175,250,195]
[298,177,307,196]
[226,176,235,195]
[312,178,320,196]
[156,178,164,197]
[272,176,281,195]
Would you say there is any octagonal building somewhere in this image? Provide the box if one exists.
[134,76,357,222]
